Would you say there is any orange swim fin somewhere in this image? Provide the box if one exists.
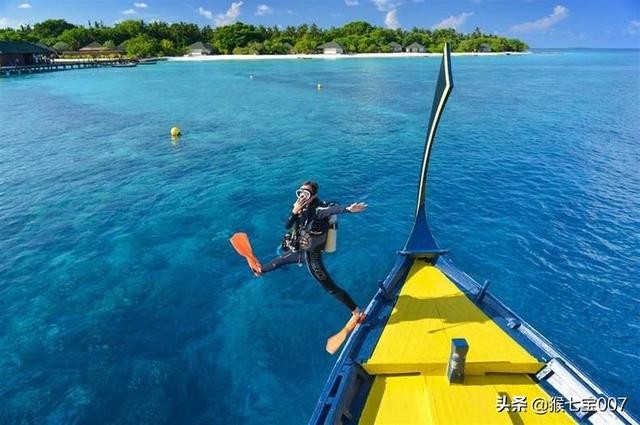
[325,313,365,355]
[229,232,262,276]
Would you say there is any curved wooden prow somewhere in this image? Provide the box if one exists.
[402,42,454,259]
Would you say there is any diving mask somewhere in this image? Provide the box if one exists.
[296,188,312,201]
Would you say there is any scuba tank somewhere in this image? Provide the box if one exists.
[324,215,338,253]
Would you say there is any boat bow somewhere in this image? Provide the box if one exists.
[402,42,452,260]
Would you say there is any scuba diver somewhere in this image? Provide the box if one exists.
[231,181,367,321]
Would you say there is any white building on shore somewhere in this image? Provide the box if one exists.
[388,42,403,53]
[406,42,426,53]
[318,41,345,55]
[187,42,212,56]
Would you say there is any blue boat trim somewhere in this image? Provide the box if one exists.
[309,254,412,424]
[308,43,638,425]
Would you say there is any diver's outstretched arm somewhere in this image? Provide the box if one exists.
[315,202,368,219]
[345,202,367,213]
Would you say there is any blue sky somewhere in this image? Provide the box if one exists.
[1,0,639,48]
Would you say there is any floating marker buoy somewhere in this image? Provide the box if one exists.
[170,127,181,137]
[317,83,322,90]
[249,74,254,79]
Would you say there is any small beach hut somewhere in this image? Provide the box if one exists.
[318,41,344,55]
[64,41,119,58]
[79,42,107,54]
[0,41,52,66]
[80,41,102,50]
[187,42,212,56]
[388,42,403,53]
[283,42,293,53]
[406,42,426,53]
[479,43,492,53]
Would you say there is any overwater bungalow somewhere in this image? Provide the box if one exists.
[406,41,426,53]
[318,41,345,55]
[388,41,403,53]
[187,42,212,56]
[0,41,54,66]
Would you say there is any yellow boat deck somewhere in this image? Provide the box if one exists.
[359,263,575,424]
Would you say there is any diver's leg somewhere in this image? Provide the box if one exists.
[305,250,358,312]
[260,251,303,274]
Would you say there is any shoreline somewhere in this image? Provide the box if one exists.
[167,51,529,62]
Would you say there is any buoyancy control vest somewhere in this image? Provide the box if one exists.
[286,201,338,253]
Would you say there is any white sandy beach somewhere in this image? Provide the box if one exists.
[49,52,528,65]
[168,51,529,62]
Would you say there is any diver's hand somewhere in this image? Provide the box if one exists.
[292,195,316,215]
[346,202,367,213]
[292,198,307,215]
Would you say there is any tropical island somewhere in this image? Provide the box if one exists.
[0,19,528,58]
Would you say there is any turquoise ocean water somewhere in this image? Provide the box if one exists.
[1,49,639,423]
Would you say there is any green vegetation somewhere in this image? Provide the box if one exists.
[0,19,528,57]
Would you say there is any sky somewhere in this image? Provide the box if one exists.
[1,0,639,48]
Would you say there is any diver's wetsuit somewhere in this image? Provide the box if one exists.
[260,199,358,312]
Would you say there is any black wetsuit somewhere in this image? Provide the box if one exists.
[260,199,358,312]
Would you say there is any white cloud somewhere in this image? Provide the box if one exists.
[215,1,243,26]
[510,5,569,33]
[17,3,32,8]
[133,2,148,8]
[371,0,401,30]
[371,0,397,12]
[0,17,9,27]
[255,4,273,16]
[628,20,640,35]
[345,0,359,5]
[433,12,473,30]
[198,6,213,20]
[385,9,399,29]
[372,0,400,31]
[121,8,137,15]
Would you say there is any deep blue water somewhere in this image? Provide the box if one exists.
[1,50,639,424]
